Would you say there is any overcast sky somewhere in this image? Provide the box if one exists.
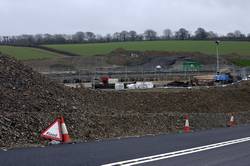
[1,0,250,36]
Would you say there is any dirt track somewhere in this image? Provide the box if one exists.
[1,54,250,148]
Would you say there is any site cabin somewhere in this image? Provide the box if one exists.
[183,61,202,72]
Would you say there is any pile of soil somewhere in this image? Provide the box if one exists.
[93,81,250,114]
[25,49,230,73]
[106,49,229,68]
[0,54,97,147]
[1,54,250,149]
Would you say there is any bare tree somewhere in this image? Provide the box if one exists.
[207,31,218,39]
[34,34,43,44]
[194,27,208,39]
[43,34,54,44]
[113,32,121,41]
[227,30,245,40]
[72,32,85,42]
[15,34,35,45]
[128,30,137,41]
[247,33,250,39]
[144,29,157,40]
[120,31,129,41]
[163,29,172,39]
[53,34,66,44]
[104,34,112,42]
[175,28,190,40]
[95,34,104,41]
[234,30,245,38]
[85,32,96,41]
[3,28,250,45]
[136,34,144,41]
[227,32,235,39]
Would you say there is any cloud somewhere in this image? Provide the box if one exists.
[0,0,249,35]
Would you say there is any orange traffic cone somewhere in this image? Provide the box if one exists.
[60,117,71,143]
[183,115,190,133]
[227,115,236,127]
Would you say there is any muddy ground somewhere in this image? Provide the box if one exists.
[24,49,234,83]
[24,49,231,72]
[1,54,250,149]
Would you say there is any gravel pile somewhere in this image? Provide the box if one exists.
[1,54,250,148]
[0,54,95,147]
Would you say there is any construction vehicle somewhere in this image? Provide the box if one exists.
[214,73,233,84]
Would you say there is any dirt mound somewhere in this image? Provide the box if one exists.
[106,50,229,71]
[90,84,250,114]
[0,55,90,113]
[1,54,250,149]
[0,54,96,147]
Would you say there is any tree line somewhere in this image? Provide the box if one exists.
[1,27,250,45]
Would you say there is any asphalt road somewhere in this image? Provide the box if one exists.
[1,125,250,166]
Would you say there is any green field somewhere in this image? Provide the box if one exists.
[44,41,250,57]
[1,41,250,65]
[233,60,250,67]
[0,46,57,60]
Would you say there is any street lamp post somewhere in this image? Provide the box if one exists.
[215,40,220,74]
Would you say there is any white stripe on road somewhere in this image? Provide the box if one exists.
[102,136,250,166]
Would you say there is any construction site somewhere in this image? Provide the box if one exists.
[2,1,250,165]
[25,49,249,90]
[1,52,250,149]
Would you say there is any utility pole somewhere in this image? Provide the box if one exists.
[215,40,220,74]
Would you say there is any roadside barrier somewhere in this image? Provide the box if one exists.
[41,116,71,144]
[183,115,190,133]
[61,116,72,143]
[227,115,236,127]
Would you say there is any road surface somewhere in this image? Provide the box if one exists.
[1,125,250,166]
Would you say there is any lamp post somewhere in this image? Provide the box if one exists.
[215,40,220,74]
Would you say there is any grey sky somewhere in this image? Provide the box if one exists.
[1,0,250,36]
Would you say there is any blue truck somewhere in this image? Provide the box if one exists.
[214,73,233,84]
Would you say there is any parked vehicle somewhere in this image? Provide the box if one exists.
[214,73,233,84]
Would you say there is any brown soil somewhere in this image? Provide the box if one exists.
[23,49,230,72]
[1,54,250,149]
[107,49,229,68]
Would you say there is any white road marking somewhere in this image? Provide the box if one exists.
[102,136,250,166]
